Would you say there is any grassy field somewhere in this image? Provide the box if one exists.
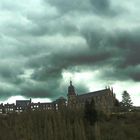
[0,110,139,140]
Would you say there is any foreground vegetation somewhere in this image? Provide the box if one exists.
[0,108,139,140]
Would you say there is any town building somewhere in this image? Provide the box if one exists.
[0,81,116,114]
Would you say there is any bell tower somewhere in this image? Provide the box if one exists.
[67,80,77,107]
[68,80,76,96]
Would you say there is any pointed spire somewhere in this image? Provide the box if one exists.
[70,77,73,86]
[68,79,76,96]
[70,80,72,86]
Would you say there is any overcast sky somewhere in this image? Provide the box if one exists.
[0,0,140,105]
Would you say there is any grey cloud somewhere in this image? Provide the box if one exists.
[81,27,140,82]
[47,0,116,16]
[18,26,140,93]
[26,14,79,36]
[126,66,140,82]
[90,0,112,15]
[104,30,140,68]
[47,0,90,13]
[0,62,24,84]
[100,64,140,82]
[0,0,139,101]
[83,27,140,66]
[27,48,112,81]
[20,81,55,98]
[0,85,20,100]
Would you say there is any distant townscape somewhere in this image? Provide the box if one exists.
[0,81,118,114]
[0,81,140,140]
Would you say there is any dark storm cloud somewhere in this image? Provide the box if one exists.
[116,31,140,67]
[89,0,116,15]
[100,64,140,82]
[130,71,140,82]
[47,0,90,13]
[20,81,56,98]
[0,62,24,84]
[111,30,140,69]
[0,0,139,101]
[89,29,140,82]
[47,0,117,16]
[0,89,14,100]
[0,85,20,100]
[27,47,112,82]
[85,29,140,66]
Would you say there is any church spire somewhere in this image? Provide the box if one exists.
[68,80,76,96]
[70,80,72,86]
[67,80,77,107]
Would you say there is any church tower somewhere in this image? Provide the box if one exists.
[67,80,77,107]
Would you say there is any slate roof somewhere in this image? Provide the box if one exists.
[53,97,67,104]
[16,100,31,107]
[77,89,110,99]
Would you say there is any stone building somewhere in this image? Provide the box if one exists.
[67,80,77,107]
[67,81,116,113]
[0,81,116,114]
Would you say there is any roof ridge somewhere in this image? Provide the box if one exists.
[78,88,110,97]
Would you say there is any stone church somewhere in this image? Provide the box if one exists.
[0,81,116,114]
[67,81,116,113]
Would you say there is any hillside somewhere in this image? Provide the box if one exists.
[0,109,139,140]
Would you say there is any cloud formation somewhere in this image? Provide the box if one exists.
[0,0,139,104]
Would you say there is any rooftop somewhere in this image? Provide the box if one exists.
[78,88,111,99]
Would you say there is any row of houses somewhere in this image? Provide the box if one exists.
[0,97,67,114]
